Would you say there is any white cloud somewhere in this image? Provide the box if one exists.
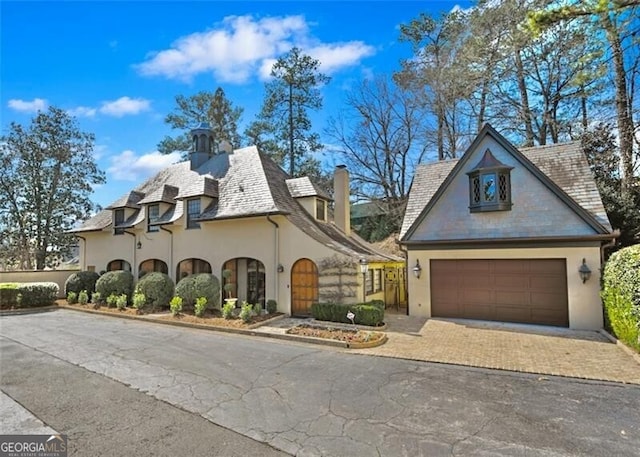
[99,97,151,117]
[107,150,181,181]
[136,15,376,83]
[67,106,97,118]
[8,98,48,113]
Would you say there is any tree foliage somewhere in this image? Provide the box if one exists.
[247,47,330,177]
[158,87,243,155]
[325,75,428,238]
[0,107,105,270]
[581,123,640,249]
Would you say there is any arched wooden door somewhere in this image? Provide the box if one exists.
[291,258,319,316]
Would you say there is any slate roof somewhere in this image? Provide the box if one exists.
[138,185,179,205]
[400,138,612,239]
[286,177,331,200]
[71,146,399,262]
[105,190,145,209]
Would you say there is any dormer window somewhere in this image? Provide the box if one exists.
[466,149,513,213]
[147,204,159,232]
[186,198,201,229]
[316,199,326,221]
[114,209,125,235]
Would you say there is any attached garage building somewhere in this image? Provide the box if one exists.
[400,124,616,330]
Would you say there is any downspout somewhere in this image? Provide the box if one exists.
[76,235,86,271]
[600,231,619,265]
[124,231,137,277]
[160,226,173,280]
[266,215,279,310]
[397,240,409,316]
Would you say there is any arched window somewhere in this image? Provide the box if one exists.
[107,259,131,272]
[176,258,211,279]
[139,259,168,278]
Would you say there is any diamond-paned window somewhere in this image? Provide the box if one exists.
[466,149,513,213]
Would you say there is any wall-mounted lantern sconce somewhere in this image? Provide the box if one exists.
[277,264,284,273]
[359,258,369,302]
[137,241,142,250]
[412,259,422,279]
[578,258,591,283]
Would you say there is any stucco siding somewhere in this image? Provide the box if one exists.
[407,246,603,330]
[409,136,598,241]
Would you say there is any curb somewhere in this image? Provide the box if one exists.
[598,329,640,365]
[0,305,59,316]
[57,305,354,348]
[347,333,388,349]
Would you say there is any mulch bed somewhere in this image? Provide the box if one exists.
[287,324,386,344]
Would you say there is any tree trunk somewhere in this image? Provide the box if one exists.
[288,83,295,176]
[514,50,535,147]
[602,12,634,196]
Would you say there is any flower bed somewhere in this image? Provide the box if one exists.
[287,323,386,345]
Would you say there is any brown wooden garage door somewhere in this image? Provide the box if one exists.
[430,259,568,327]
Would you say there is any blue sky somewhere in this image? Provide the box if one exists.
[1,1,470,208]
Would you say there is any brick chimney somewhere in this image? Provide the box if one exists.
[334,165,350,236]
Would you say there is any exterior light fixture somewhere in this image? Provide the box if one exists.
[578,258,591,283]
[277,264,284,273]
[137,241,142,250]
[359,258,369,302]
[413,259,422,279]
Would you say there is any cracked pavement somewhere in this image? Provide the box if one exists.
[1,309,639,456]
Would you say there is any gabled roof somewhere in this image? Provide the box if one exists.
[400,123,613,242]
[138,185,179,205]
[70,145,399,261]
[286,177,331,200]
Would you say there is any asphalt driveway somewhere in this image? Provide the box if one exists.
[1,309,639,456]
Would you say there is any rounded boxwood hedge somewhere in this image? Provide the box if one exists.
[135,272,174,311]
[602,244,640,351]
[65,271,100,297]
[95,270,134,302]
[175,273,221,310]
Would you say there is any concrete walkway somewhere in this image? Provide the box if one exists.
[350,313,640,385]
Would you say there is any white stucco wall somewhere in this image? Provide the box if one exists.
[407,246,604,330]
[80,214,362,314]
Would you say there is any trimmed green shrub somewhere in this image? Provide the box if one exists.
[0,283,19,306]
[369,299,385,311]
[65,271,100,298]
[175,273,221,310]
[67,291,78,305]
[170,296,183,316]
[12,282,59,307]
[311,302,385,327]
[253,302,262,315]
[135,272,174,311]
[78,290,89,305]
[266,299,277,314]
[239,302,253,323]
[602,244,640,351]
[96,271,134,302]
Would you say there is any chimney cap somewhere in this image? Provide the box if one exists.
[336,164,347,169]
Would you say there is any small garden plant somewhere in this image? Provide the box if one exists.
[90,292,102,307]
[239,302,254,323]
[170,296,183,316]
[194,296,208,317]
[116,294,127,310]
[78,290,89,306]
[132,292,146,312]
[266,299,277,314]
[67,291,78,305]
[222,300,235,320]
[106,293,118,308]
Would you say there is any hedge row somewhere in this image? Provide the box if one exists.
[602,244,640,351]
[311,301,385,327]
[0,282,59,308]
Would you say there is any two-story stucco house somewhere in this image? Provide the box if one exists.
[71,123,400,315]
[400,124,616,330]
